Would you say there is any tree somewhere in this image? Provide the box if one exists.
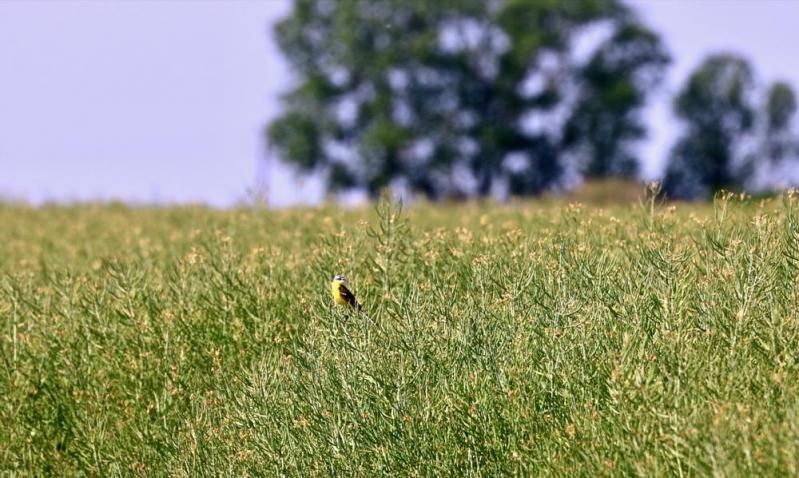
[663,55,799,198]
[563,22,669,178]
[662,54,755,199]
[268,0,668,199]
[761,81,798,165]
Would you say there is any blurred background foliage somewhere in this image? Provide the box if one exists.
[663,54,799,198]
[267,0,799,201]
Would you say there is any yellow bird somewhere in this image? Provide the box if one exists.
[331,274,361,310]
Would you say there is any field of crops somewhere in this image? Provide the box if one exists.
[2,191,799,476]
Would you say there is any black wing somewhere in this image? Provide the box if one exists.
[338,284,361,310]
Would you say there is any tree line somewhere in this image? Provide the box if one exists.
[267,0,799,200]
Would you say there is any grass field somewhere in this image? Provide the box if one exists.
[2,191,799,476]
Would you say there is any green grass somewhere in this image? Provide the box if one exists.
[1,192,799,476]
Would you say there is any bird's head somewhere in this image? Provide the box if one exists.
[333,274,347,283]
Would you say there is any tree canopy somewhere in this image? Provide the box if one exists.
[562,22,669,178]
[761,81,798,166]
[267,0,669,199]
[663,54,799,199]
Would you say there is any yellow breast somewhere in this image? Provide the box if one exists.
[331,281,347,305]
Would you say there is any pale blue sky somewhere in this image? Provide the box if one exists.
[1,0,797,206]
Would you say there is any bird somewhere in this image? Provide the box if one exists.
[331,274,361,310]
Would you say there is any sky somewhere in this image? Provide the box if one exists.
[1,0,798,207]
